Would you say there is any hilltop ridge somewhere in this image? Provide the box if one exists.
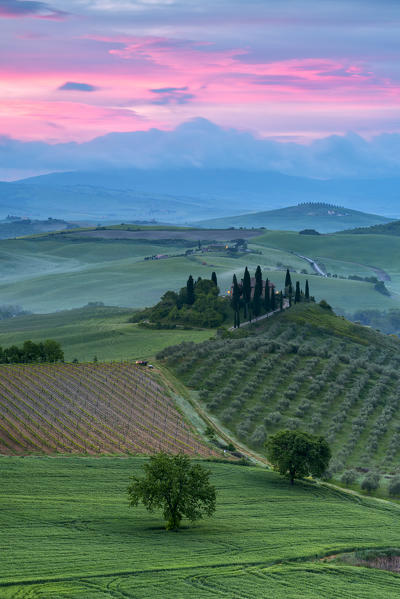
[196,202,392,232]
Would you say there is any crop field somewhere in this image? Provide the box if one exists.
[161,303,400,474]
[2,457,400,597]
[0,362,214,457]
[0,305,213,362]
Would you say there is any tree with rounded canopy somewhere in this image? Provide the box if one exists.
[127,453,216,530]
[361,472,380,494]
[266,430,331,485]
[388,475,400,497]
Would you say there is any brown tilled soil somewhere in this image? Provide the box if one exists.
[360,556,400,572]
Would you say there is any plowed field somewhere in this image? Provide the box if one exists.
[0,362,213,456]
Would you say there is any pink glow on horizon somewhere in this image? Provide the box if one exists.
[1,29,400,142]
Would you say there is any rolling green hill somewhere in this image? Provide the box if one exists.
[0,305,213,362]
[196,202,392,233]
[0,217,78,239]
[0,225,399,317]
[2,456,400,597]
[342,220,400,236]
[161,303,400,477]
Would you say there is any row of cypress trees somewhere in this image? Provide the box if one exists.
[285,268,311,305]
[231,266,281,328]
[231,267,311,328]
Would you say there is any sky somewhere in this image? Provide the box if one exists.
[1,0,400,145]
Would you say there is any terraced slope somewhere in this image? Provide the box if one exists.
[0,362,213,457]
[160,303,400,474]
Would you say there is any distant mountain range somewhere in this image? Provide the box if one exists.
[1,168,399,223]
[196,202,393,233]
[2,118,400,181]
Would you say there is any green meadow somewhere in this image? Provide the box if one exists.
[1,456,400,598]
[0,306,213,362]
[0,228,398,318]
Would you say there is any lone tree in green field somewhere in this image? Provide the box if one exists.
[211,271,218,287]
[266,430,331,485]
[127,453,216,530]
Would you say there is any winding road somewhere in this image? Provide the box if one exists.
[294,253,327,277]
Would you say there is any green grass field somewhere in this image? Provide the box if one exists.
[1,456,400,598]
[0,306,213,362]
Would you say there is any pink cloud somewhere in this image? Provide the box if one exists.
[0,99,157,142]
[1,33,400,141]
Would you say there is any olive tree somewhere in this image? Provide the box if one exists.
[341,469,357,485]
[388,476,400,497]
[127,453,216,530]
[266,430,331,485]
[361,472,380,494]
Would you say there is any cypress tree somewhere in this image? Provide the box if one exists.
[242,266,252,320]
[253,266,263,317]
[279,291,283,311]
[294,281,301,303]
[285,269,292,295]
[186,275,195,305]
[231,274,241,328]
[264,278,270,312]
[270,288,276,311]
[305,279,310,301]
[288,283,293,307]
[211,271,218,287]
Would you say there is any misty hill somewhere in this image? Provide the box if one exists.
[0,181,225,223]
[3,168,400,222]
[0,217,78,239]
[196,202,392,233]
[342,220,400,236]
